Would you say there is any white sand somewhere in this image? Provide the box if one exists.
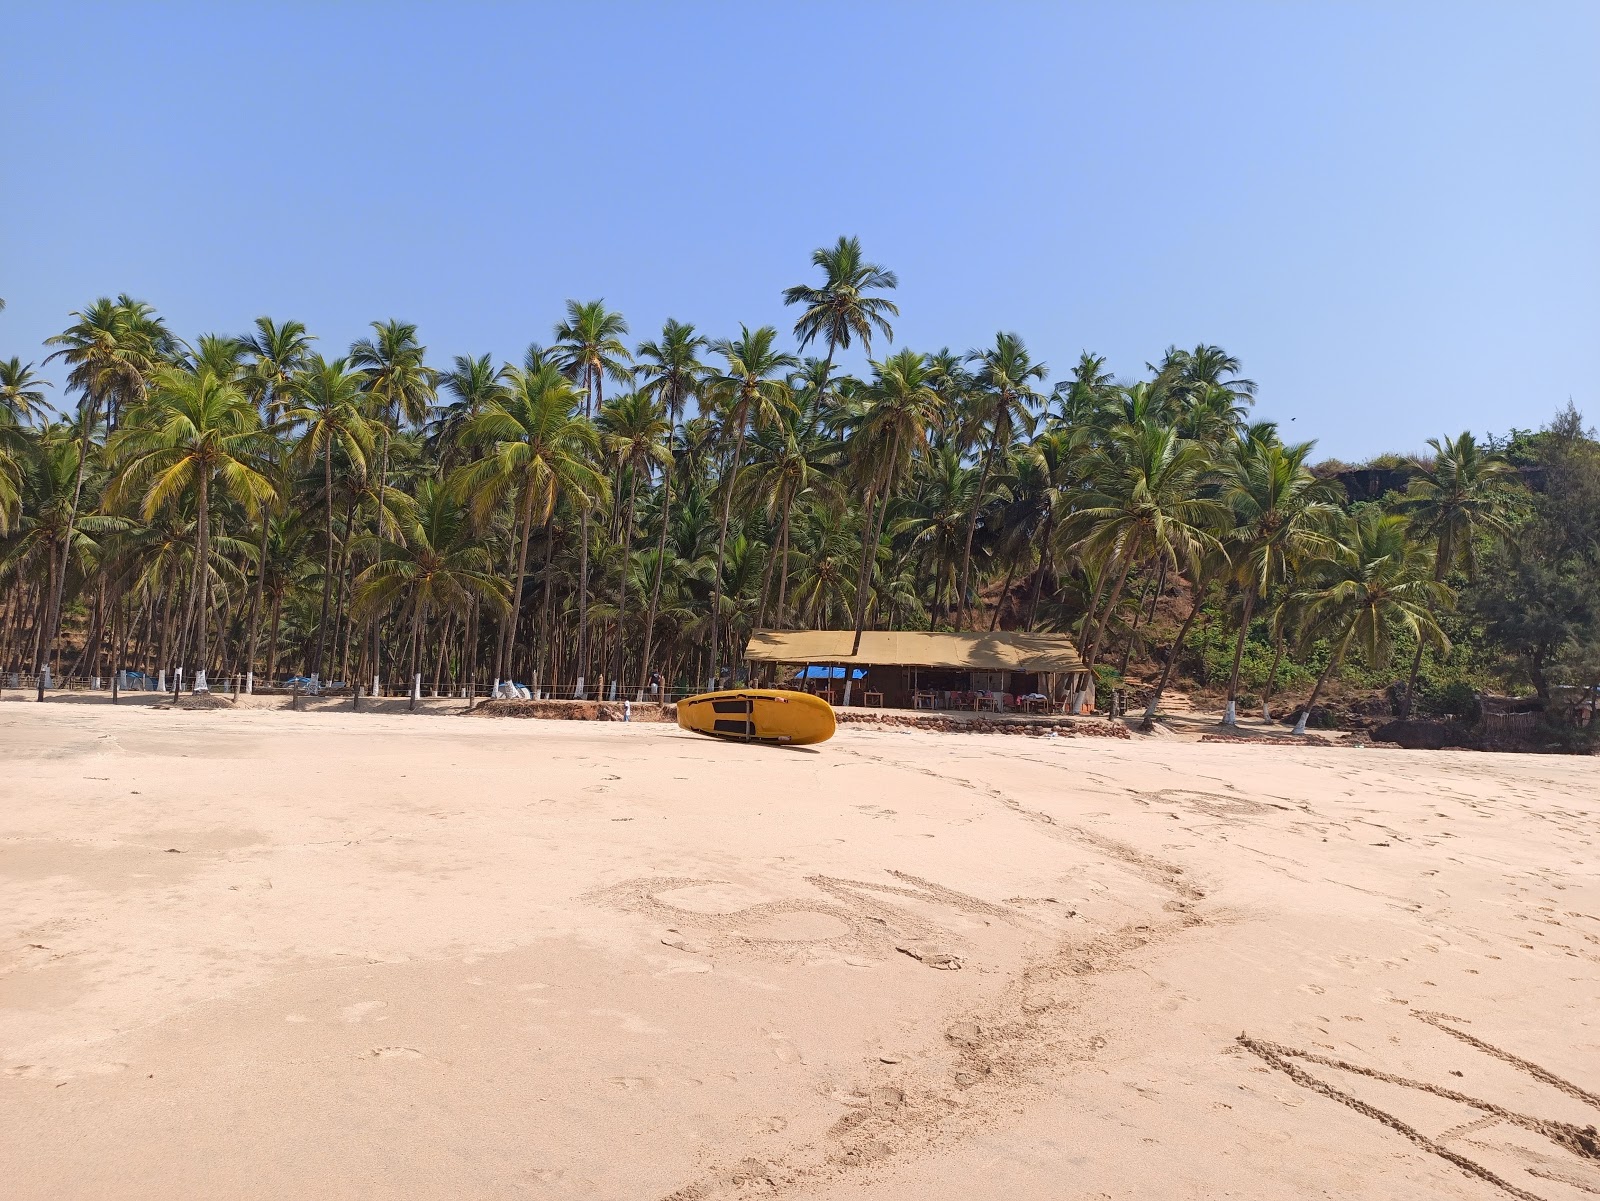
[1,701,1596,1199]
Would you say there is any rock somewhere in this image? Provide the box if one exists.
[896,942,962,969]
[1372,719,1477,750]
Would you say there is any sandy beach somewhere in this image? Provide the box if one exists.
[1,701,1596,1199]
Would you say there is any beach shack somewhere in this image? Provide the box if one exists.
[742,630,1088,713]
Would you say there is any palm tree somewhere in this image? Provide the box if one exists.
[238,317,315,678]
[431,353,509,464]
[955,332,1046,628]
[1289,510,1450,735]
[350,320,436,546]
[843,348,944,653]
[702,325,797,684]
[598,392,672,691]
[1394,431,1516,716]
[455,363,602,685]
[106,367,275,678]
[782,236,899,395]
[1217,438,1342,725]
[554,300,632,418]
[34,297,174,695]
[1137,544,1231,732]
[1058,422,1226,712]
[0,358,50,427]
[283,356,374,679]
[633,320,706,691]
[351,478,510,687]
[240,317,315,422]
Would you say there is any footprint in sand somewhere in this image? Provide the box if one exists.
[368,1046,422,1059]
[341,1000,388,1023]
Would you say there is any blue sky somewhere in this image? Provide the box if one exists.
[3,2,1595,459]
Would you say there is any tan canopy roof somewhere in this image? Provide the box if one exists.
[744,630,1085,673]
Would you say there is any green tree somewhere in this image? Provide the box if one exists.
[1289,510,1450,734]
[782,235,898,397]
[598,391,672,690]
[1395,431,1517,715]
[956,332,1046,628]
[107,367,276,677]
[1218,438,1343,725]
[455,364,602,685]
[702,325,797,683]
[284,356,375,679]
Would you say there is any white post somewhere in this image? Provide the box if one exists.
[1293,709,1310,735]
[575,676,585,700]
[194,669,209,693]
[41,665,53,690]
[412,673,421,700]
[1223,699,1237,726]
[841,677,853,705]
[372,673,380,698]
[246,670,254,695]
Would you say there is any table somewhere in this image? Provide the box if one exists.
[862,691,883,707]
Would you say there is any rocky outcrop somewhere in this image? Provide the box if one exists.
[1371,718,1477,750]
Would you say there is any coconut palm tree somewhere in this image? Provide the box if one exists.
[0,358,50,427]
[349,320,436,546]
[1217,438,1343,725]
[598,391,672,690]
[106,367,276,679]
[351,478,509,687]
[842,347,944,652]
[283,356,374,679]
[782,235,899,392]
[1288,510,1450,735]
[1394,431,1516,716]
[1058,422,1227,712]
[455,363,602,685]
[240,317,315,422]
[702,325,797,684]
[431,353,509,464]
[955,332,1047,627]
[554,300,632,418]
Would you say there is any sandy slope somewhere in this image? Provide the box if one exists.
[1,702,1596,1200]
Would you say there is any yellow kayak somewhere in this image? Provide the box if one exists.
[676,688,836,745]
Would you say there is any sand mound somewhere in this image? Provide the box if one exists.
[836,711,1131,738]
[472,698,676,722]
[160,692,234,711]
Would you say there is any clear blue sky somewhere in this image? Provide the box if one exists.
[3,2,1595,459]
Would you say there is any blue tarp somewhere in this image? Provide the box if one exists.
[792,666,866,680]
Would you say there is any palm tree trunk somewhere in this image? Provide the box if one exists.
[776,489,795,628]
[38,396,98,698]
[637,468,671,694]
[575,505,592,693]
[1400,555,1450,719]
[707,425,747,687]
[1222,586,1257,726]
[193,471,211,678]
[989,558,1019,632]
[501,487,538,682]
[954,449,995,631]
[312,443,337,678]
[1139,573,1211,731]
[246,503,272,673]
[1076,550,1135,714]
[1261,632,1287,720]
[536,517,557,687]
[851,432,901,655]
[1294,630,1352,735]
[612,467,639,689]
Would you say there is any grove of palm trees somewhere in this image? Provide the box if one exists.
[2,239,1596,737]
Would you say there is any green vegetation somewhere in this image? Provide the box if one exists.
[2,242,1596,731]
